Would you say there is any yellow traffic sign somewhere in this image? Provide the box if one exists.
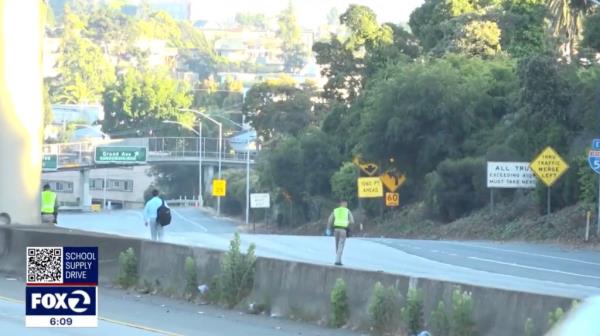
[529,147,569,187]
[385,192,399,207]
[360,163,379,176]
[212,179,227,197]
[357,177,383,198]
[353,156,379,176]
[380,171,406,192]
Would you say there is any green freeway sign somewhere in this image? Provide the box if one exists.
[42,154,58,171]
[95,146,147,164]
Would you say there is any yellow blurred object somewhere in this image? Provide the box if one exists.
[91,204,101,212]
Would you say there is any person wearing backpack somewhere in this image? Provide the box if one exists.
[143,189,170,241]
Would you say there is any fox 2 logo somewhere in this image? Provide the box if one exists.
[26,287,96,316]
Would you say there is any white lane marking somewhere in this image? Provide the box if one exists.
[171,209,208,232]
[448,242,600,267]
[468,256,600,280]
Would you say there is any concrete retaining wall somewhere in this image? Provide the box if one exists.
[0,226,573,335]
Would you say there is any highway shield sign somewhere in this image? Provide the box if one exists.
[589,150,600,175]
[529,147,569,187]
[357,177,383,198]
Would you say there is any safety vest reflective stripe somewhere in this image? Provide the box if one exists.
[41,191,56,214]
[333,207,349,228]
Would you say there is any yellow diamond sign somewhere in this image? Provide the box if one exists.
[529,147,569,187]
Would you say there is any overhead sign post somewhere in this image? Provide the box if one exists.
[94,146,147,164]
[385,192,399,207]
[42,154,58,171]
[212,179,227,197]
[529,147,569,215]
[588,139,600,236]
[357,177,383,198]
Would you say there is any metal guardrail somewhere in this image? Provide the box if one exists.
[42,137,256,169]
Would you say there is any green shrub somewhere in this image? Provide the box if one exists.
[206,275,221,304]
[184,256,198,300]
[401,287,424,335]
[331,162,358,207]
[547,307,564,329]
[117,247,137,288]
[429,300,449,336]
[330,278,349,328]
[368,282,400,335]
[424,157,486,221]
[450,289,475,336]
[219,232,257,308]
[524,317,534,336]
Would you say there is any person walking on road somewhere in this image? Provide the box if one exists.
[327,200,354,266]
[144,189,168,241]
[41,184,58,225]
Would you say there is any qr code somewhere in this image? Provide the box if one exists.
[26,247,63,284]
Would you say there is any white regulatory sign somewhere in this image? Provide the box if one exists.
[250,193,270,208]
[487,162,536,189]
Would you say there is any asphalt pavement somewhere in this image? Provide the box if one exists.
[0,275,361,336]
[56,207,600,299]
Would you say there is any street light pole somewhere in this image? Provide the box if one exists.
[198,120,203,207]
[179,109,223,216]
[245,137,250,225]
[217,122,222,216]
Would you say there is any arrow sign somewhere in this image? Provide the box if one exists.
[359,163,379,176]
[353,156,379,176]
[380,171,406,192]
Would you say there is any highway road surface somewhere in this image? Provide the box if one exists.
[0,276,361,335]
[57,208,600,299]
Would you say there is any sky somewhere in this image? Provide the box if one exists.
[191,0,425,28]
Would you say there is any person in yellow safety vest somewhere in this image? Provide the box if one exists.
[327,200,354,266]
[41,184,58,224]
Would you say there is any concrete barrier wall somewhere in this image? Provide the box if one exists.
[0,226,573,336]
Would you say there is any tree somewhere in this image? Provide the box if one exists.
[515,55,573,155]
[327,7,340,26]
[50,8,115,104]
[277,1,307,72]
[235,12,268,30]
[43,83,53,127]
[583,12,600,52]
[548,0,593,59]
[438,19,502,57]
[243,76,313,141]
[499,0,549,58]
[102,67,193,137]
[354,56,517,200]
[313,5,414,103]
